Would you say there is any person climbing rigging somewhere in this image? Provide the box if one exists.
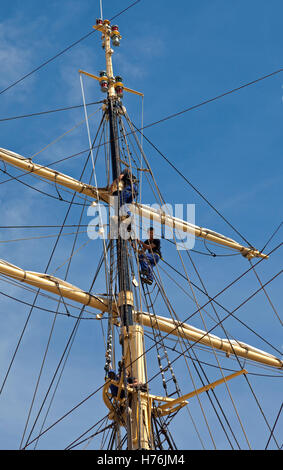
[108,367,147,400]
[110,168,138,219]
[136,227,162,285]
[108,370,119,397]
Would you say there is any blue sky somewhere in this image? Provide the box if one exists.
[0,0,282,450]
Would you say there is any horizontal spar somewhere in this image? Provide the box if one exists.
[139,312,283,370]
[0,147,268,259]
[0,147,110,204]
[0,255,280,369]
[130,204,267,259]
[0,258,110,313]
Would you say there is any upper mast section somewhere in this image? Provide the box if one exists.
[94,18,123,99]
[79,19,143,99]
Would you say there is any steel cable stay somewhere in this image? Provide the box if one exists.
[22,380,108,449]
[19,140,107,449]
[143,331,283,378]
[0,229,103,244]
[129,238,248,448]
[0,100,103,123]
[0,165,93,206]
[248,259,282,327]
[159,258,282,358]
[0,64,281,138]
[23,110,132,450]
[120,134,282,370]
[31,248,111,450]
[64,414,110,450]
[0,224,106,229]
[119,110,282,448]
[183,250,278,449]
[138,259,246,449]
[117,117,192,447]
[133,224,222,450]
[0,115,106,426]
[265,403,283,450]
[0,109,106,206]
[126,114,254,250]
[30,106,103,160]
[261,220,283,253]
[0,288,97,320]
[138,281,192,448]
[19,281,71,449]
[0,62,281,212]
[97,246,282,448]
[137,268,283,397]
[138,262,283,379]
[145,324,282,451]
[19,260,283,450]
[21,248,108,450]
[21,129,115,449]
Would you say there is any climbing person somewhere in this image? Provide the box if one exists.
[125,370,148,394]
[110,168,138,238]
[137,227,162,285]
[110,168,138,219]
[108,370,119,397]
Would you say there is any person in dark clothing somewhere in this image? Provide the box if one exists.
[108,370,119,397]
[126,370,148,393]
[110,168,138,218]
[137,227,161,284]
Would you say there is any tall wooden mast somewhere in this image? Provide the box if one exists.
[93,18,152,450]
[0,16,280,451]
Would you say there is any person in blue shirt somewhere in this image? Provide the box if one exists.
[137,227,162,285]
[108,368,147,399]
[111,168,138,219]
[108,370,119,397]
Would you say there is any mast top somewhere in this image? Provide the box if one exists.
[93,18,122,99]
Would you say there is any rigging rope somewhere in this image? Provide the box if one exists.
[0,166,93,206]
[21,117,111,448]
[0,0,141,97]
[30,106,102,159]
[265,403,283,450]
[140,68,283,132]
[119,108,281,447]
[128,117,254,248]
[2,116,105,445]
[249,259,282,327]
[99,243,282,407]
[261,220,283,253]
[161,257,282,356]
[0,101,103,123]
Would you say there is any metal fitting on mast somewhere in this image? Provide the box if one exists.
[93,19,122,99]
